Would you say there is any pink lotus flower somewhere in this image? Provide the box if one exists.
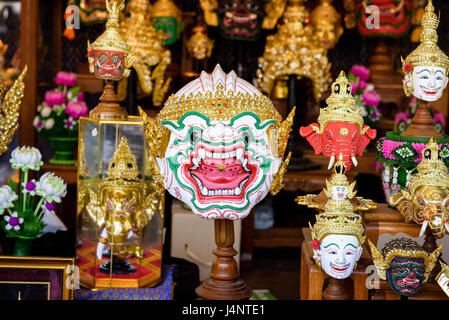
[359,80,368,90]
[77,92,84,102]
[395,112,409,125]
[65,100,88,118]
[44,90,66,107]
[382,140,406,160]
[351,81,360,95]
[412,143,427,163]
[362,91,381,107]
[350,65,370,81]
[55,72,77,87]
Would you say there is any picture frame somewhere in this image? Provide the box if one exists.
[0,256,76,300]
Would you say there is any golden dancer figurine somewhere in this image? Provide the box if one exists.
[296,154,377,214]
[118,0,172,106]
[86,137,160,274]
[0,65,27,156]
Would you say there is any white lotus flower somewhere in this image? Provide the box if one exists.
[4,212,23,231]
[44,118,55,130]
[10,146,44,171]
[40,105,52,117]
[0,185,18,212]
[36,172,67,203]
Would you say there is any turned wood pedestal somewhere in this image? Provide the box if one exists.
[196,220,252,300]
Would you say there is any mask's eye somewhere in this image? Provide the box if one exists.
[100,56,106,63]
[397,269,408,276]
[190,129,201,144]
[326,135,332,140]
[246,2,259,11]
[224,2,237,10]
[416,195,426,207]
[113,57,119,63]
[241,131,251,144]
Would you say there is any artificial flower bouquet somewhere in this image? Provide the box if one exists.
[0,146,67,256]
[33,71,88,138]
[395,96,446,134]
[348,65,382,127]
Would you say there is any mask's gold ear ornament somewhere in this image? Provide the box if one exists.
[270,151,291,196]
[138,106,170,158]
[278,106,296,158]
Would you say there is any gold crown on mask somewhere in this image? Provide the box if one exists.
[315,71,365,134]
[106,136,139,181]
[87,0,132,55]
[309,212,365,246]
[157,66,283,123]
[406,137,449,196]
[368,238,443,281]
[401,0,449,73]
[324,154,357,198]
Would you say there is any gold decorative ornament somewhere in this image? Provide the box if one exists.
[436,261,449,297]
[0,40,19,87]
[118,0,172,106]
[314,71,365,134]
[186,25,214,61]
[0,66,27,156]
[270,151,291,196]
[310,0,344,50]
[309,212,365,246]
[368,238,442,282]
[152,0,181,20]
[256,0,331,101]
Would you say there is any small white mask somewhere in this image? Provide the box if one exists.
[313,234,363,279]
[405,66,448,102]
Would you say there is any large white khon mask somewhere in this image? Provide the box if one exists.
[140,65,294,220]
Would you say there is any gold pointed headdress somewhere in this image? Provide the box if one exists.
[368,238,443,281]
[106,136,139,180]
[402,0,449,73]
[315,71,364,134]
[88,0,132,56]
[406,137,449,196]
[309,212,365,245]
[152,0,181,21]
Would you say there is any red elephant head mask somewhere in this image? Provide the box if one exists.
[300,71,377,170]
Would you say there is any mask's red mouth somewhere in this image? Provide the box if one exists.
[184,143,256,200]
[330,264,350,274]
[423,90,438,95]
[396,277,421,288]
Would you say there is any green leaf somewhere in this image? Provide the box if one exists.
[347,73,357,82]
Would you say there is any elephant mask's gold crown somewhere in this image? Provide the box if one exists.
[406,137,449,196]
[309,212,365,245]
[316,71,365,134]
[368,238,443,281]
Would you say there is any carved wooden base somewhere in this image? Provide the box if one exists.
[322,277,349,300]
[195,220,252,300]
[90,80,128,120]
[401,101,442,138]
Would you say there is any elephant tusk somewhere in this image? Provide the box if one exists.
[351,156,358,167]
[419,220,429,237]
[328,155,335,170]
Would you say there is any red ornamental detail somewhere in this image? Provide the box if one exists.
[403,63,413,73]
[311,239,320,250]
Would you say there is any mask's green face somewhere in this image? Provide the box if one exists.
[386,257,426,296]
[152,16,179,45]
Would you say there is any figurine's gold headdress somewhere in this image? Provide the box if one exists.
[405,138,449,197]
[315,71,365,134]
[401,0,449,73]
[368,238,443,281]
[106,136,139,181]
[309,212,365,245]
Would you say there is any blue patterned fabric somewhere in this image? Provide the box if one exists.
[74,264,175,300]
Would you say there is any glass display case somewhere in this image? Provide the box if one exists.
[76,116,164,288]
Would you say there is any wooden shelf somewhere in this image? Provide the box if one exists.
[253,227,302,248]
[41,163,78,185]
